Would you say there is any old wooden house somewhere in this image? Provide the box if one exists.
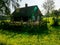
[12,4,42,22]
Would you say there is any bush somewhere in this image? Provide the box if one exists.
[0,21,48,34]
[43,17,59,26]
[52,18,59,26]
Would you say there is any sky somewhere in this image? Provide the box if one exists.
[11,0,60,15]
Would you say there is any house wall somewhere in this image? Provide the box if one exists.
[13,11,41,22]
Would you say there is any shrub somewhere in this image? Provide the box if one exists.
[52,18,59,26]
[0,20,48,34]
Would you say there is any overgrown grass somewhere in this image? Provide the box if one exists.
[0,17,60,45]
[0,27,60,45]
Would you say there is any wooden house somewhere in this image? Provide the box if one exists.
[12,4,42,22]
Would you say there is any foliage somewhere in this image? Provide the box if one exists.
[0,21,48,34]
[0,25,60,45]
[0,15,11,20]
[43,17,54,25]
[0,17,60,45]
[43,17,60,26]
[51,9,60,17]
[49,10,60,26]
[0,0,21,15]
[52,18,59,26]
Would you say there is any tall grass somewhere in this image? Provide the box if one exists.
[0,28,60,45]
[0,17,60,45]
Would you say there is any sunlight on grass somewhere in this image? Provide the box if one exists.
[0,29,60,45]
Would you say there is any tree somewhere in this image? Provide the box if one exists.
[58,9,60,15]
[43,0,55,16]
[52,9,60,19]
[0,0,21,15]
[51,10,59,26]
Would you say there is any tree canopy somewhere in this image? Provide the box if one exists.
[51,9,60,17]
[0,0,21,15]
[43,0,55,16]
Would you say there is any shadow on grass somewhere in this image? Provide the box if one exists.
[0,42,6,45]
[0,24,49,35]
